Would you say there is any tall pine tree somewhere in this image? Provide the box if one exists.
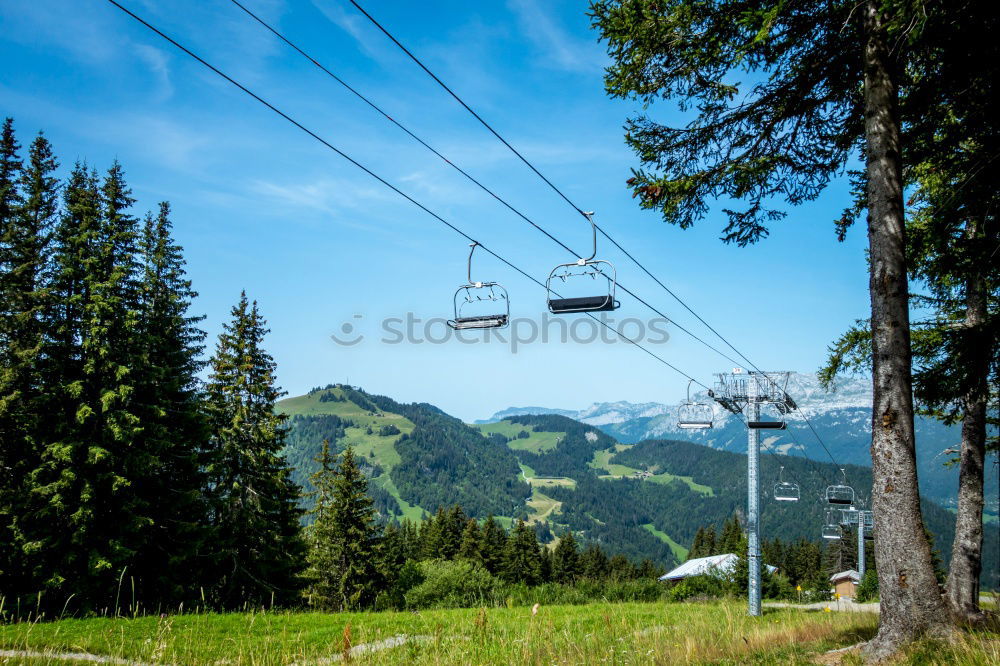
[129,202,210,604]
[204,292,305,608]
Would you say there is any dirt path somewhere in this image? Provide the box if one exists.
[765,600,880,613]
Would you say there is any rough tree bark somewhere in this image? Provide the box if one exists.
[861,1,955,660]
[944,220,988,624]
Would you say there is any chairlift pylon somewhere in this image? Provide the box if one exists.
[677,379,714,429]
[826,468,855,506]
[772,466,799,501]
[546,211,620,314]
[447,242,510,330]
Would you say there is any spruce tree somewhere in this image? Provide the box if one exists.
[130,202,210,604]
[552,531,580,584]
[687,527,706,560]
[204,292,305,608]
[304,440,338,608]
[458,518,481,563]
[326,446,382,609]
[25,162,147,610]
[0,117,24,595]
[579,544,610,579]
[478,515,507,574]
[702,526,717,557]
[440,505,466,559]
[502,519,542,585]
[421,507,446,559]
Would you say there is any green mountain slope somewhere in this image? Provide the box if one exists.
[280,385,530,522]
[279,387,998,586]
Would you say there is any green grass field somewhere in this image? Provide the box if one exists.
[278,388,427,521]
[641,523,689,562]
[0,601,892,665]
[474,421,563,454]
[588,449,715,496]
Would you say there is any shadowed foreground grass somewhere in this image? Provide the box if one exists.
[0,601,884,665]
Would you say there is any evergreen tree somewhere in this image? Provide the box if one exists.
[441,505,466,560]
[579,544,610,580]
[719,516,744,554]
[421,507,446,560]
[687,527,706,560]
[130,202,210,604]
[552,531,580,584]
[204,292,305,607]
[478,515,507,575]
[326,445,382,609]
[591,1,956,653]
[539,545,553,583]
[458,518,482,563]
[701,525,717,556]
[608,554,635,581]
[26,162,148,610]
[0,120,26,595]
[502,519,541,585]
[304,440,338,608]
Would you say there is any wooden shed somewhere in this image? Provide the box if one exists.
[829,569,861,599]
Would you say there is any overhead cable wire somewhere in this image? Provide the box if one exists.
[103,0,710,393]
[345,0,849,477]
[225,0,748,373]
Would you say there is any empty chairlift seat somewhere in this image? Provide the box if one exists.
[446,242,510,331]
[822,509,844,540]
[548,294,618,313]
[826,485,855,505]
[677,381,714,429]
[546,210,620,315]
[773,482,799,502]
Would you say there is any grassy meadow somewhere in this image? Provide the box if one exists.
[2,600,998,665]
[0,601,878,665]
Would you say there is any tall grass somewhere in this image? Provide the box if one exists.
[0,601,880,664]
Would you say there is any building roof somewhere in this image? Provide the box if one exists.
[829,569,861,583]
[658,553,780,582]
[659,554,739,581]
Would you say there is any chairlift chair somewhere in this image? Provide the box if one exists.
[747,403,787,430]
[447,242,510,330]
[862,510,874,540]
[677,380,714,429]
[546,211,620,314]
[826,468,855,505]
[772,466,799,501]
[822,509,843,540]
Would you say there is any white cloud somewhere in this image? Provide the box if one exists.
[505,0,605,74]
[133,44,173,102]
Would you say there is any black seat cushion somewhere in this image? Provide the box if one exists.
[549,296,617,313]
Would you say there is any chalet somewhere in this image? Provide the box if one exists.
[829,569,861,599]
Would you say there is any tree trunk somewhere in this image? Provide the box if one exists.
[861,2,954,660]
[944,220,988,623]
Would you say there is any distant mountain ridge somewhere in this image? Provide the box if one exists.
[479,372,999,513]
[278,383,999,587]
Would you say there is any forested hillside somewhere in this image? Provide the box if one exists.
[281,388,998,586]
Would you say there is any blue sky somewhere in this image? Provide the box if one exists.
[1,0,871,421]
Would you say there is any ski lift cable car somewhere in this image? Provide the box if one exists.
[546,211,620,314]
[447,242,510,330]
[677,379,714,429]
[773,465,799,502]
[826,468,856,506]
[747,403,787,430]
[822,508,843,540]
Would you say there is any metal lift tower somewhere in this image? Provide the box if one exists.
[712,369,796,616]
